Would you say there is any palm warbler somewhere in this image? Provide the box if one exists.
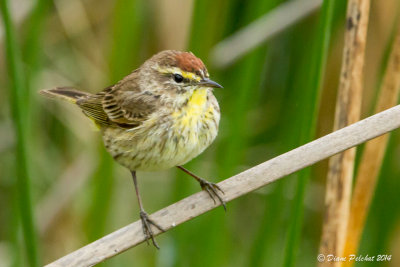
[40,50,225,248]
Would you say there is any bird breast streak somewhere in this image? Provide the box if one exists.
[172,88,209,126]
[169,88,217,155]
[103,88,218,171]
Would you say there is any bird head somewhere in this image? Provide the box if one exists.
[140,50,223,96]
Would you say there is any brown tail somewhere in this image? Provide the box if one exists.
[39,87,91,104]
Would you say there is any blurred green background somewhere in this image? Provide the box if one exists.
[1,0,399,266]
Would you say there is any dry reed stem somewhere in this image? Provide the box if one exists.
[44,105,400,267]
[319,1,370,265]
[342,22,400,266]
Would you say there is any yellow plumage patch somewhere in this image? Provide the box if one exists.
[181,71,201,81]
[188,88,208,107]
[157,67,201,82]
[173,88,208,127]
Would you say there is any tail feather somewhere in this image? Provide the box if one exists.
[39,87,90,104]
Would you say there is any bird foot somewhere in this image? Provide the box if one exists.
[199,179,226,211]
[139,211,164,249]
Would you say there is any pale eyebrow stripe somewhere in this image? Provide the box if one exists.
[156,66,202,82]
[199,69,204,78]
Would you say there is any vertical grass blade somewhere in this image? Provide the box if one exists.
[0,1,40,266]
[84,148,114,242]
[209,1,284,265]
[319,0,370,263]
[343,20,400,264]
[359,131,400,258]
[283,0,336,266]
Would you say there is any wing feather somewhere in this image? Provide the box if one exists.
[77,70,159,129]
[101,71,159,128]
[76,93,111,126]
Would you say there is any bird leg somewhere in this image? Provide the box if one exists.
[131,171,164,249]
[177,166,226,211]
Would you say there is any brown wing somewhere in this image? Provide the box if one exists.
[77,70,159,128]
[76,91,111,126]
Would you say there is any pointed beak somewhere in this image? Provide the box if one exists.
[198,78,223,88]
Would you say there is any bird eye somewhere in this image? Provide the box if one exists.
[173,73,184,83]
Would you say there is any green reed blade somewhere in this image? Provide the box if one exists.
[0,0,40,266]
[282,0,336,266]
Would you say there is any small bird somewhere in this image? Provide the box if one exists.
[40,50,225,248]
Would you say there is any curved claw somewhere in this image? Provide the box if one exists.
[139,211,165,249]
[200,180,227,211]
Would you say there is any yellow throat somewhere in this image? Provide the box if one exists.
[173,88,210,126]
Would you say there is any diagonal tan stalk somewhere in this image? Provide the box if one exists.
[319,0,370,265]
[210,0,322,68]
[44,105,400,267]
[343,21,400,266]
